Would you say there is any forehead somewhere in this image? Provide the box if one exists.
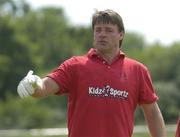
[94,22,118,29]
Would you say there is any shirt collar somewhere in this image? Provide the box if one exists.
[87,48,125,59]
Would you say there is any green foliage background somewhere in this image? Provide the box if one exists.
[0,0,179,129]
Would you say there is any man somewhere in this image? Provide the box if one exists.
[176,117,180,137]
[17,9,166,137]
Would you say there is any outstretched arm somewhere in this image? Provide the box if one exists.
[141,102,166,137]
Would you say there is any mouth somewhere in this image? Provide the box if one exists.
[98,40,107,45]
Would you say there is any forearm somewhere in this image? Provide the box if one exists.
[146,109,166,137]
[32,77,59,98]
[142,103,166,137]
[32,83,49,98]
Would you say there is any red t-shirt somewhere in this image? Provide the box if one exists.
[47,48,158,137]
[176,117,180,137]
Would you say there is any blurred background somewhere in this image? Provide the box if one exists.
[0,0,179,137]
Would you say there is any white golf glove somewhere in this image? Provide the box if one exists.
[17,70,43,98]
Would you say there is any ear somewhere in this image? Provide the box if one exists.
[119,32,124,41]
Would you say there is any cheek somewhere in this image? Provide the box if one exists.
[94,34,100,41]
[113,34,121,41]
[110,35,118,41]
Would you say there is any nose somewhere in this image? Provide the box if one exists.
[99,30,107,37]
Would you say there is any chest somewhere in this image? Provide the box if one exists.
[72,60,138,104]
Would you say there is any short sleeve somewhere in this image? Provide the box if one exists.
[138,65,158,104]
[47,58,75,95]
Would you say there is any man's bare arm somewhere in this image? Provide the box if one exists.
[141,102,166,137]
[32,77,60,98]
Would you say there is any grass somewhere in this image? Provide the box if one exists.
[10,131,175,137]
[133,131,175,137]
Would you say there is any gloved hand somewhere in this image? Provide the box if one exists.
[17,70,43,98]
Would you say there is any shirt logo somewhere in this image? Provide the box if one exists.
[88,84,128,99]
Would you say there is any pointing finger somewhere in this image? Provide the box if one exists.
[26,70,33,77]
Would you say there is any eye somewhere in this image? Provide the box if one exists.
[95,28,101,33]
[106,28,113,33]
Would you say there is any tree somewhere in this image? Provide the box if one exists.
[0,16,34,99]
[122,31,146,52]
[154,81,180,123]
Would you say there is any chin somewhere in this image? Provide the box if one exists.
[96,47,110,53]
[94,43,110,52]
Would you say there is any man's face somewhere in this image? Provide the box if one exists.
[93,23,124,53]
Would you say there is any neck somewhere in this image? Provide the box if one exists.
[96,48,120,64]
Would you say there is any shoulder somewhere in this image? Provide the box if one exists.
[124,57,146,67]
[123,57,148,71]
[62,55,89,67]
